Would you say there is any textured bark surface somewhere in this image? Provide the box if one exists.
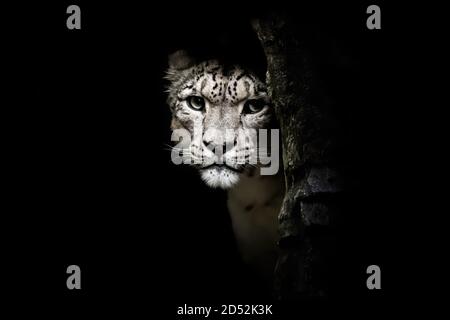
[252,14,344,299]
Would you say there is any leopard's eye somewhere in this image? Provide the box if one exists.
[186,96,205,111]
[243,99,266,114]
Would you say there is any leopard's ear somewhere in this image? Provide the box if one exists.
[165,50,196,83]
[168,50,196,71]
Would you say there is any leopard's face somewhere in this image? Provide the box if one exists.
[166,53,272,189]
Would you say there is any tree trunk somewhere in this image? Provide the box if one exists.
[252,14,344,299]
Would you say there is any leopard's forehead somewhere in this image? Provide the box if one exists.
[178,60,267,104]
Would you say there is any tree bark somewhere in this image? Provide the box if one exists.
[252,14,344,299]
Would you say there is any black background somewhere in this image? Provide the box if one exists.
[4,0,421,318]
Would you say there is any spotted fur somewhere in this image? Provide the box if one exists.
[166,51,272,189]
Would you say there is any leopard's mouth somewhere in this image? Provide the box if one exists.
[200,164,243,173]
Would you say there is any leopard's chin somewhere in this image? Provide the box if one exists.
[199,165,240,189]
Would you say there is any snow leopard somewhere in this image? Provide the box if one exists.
[165,50,284,282]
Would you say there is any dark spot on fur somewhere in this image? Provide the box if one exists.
[247,74,256,82]
[236,72,247,81]
[244,80,251,92]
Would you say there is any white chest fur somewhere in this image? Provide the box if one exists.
[227,169,284,280]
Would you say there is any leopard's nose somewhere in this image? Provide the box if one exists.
[203,138,237,155]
